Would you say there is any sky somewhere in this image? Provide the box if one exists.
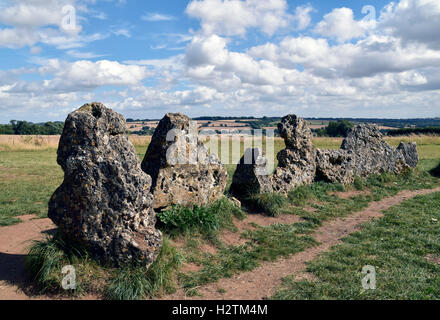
[0,0,439,123]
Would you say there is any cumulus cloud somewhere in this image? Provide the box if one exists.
[186,0,292,37]
[379,0,440,49]
[314,7,371,42]
[0,0,104,49]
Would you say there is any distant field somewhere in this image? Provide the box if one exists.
[0,134,439,226]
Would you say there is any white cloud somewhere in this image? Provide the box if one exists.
[379,0,440,49]
[314,7,370,42]
[186,0,292,37]
[141,13,176,22]
[292,5,314,31]
[14,59,152,93]
[0,28,39,48]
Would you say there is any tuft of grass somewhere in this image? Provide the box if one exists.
[104,237,183,300]
[244,193,289,217]
[157,197,246,237]
[26,234,183,300]
[273,192,440,300]
[25,232,89,294]
[288,185,315,206]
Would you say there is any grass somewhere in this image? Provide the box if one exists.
[157,197,246,238]
[177,169,439,293]
[104,238,183,300]
[272,192,440,300]
[26,234,183,299]
[179,224,318,291]
[243,193,289,217]
[2,134,439,299]
[1,134,438,227]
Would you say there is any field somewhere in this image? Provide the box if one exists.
[1,134,440,300]
[1,134,439,226]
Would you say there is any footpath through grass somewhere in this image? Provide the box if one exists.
[273,191,440,300]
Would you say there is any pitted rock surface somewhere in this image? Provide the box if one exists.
[341,124,410,177]
[231,116,419,198]
[315,149,355,185]
[141,113,227,209]
[48,102,162,267]
[231,115,317,198]
[397,142,419,168]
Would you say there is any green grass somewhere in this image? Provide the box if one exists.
[243,193,289,217]
[0,150,63,226]
[3,136,439,299]
[179,224,318,291]
[104,238,183,300]
[157,197,246,238]
[273,192,440,300]
[26,234,183,299]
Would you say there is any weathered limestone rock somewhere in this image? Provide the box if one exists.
[230,148,273,198]
[397,142,419,168]
[272,115,317,193]
[341,124,409,177]
[48,103,162,267]
[315,124,414,184]
[231,115,316,197]
[141,113,227,210]
[315,149,355,184]
[231,116,420,200]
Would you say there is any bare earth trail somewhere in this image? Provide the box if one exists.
[1,187,440,300]
[165,187,440,300]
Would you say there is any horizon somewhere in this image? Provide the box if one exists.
[1,0,439,122]
[2,114,440,125]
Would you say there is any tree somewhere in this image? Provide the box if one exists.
[316,120,354,137]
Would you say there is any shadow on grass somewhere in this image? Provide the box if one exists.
[429,162,440,177]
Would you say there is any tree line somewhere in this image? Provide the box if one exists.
[0,121,65,135]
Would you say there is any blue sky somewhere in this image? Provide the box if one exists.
[0,0,439,123]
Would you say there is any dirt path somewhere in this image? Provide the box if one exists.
[165,187,440,300]
[0,215,55,300]
[1,187,440,300]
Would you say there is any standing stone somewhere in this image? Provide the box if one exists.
[315,124,413,184]
[230,115,317,197]
[141,113,227,210]
[397,142,419,168]
[230,148,273,198]
[48,103,162,267]
[272,115,317,193]
[341,124,409,176]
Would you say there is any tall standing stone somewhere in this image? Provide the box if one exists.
[272,115,317,193]
[230,148,273,198]
[141,113,228,210]
[397,142,419,168]
[48,103,162,267]
[341,124,410,177]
